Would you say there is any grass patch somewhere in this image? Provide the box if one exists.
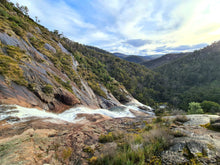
[0,54,28,86]
[61,147,72,161]
[6,45,30,61]
[94,124,173,165]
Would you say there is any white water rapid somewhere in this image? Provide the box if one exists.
[0,101,154,124]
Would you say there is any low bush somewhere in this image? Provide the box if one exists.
[0,8,8,17]
[94,126,173,165]
[42,84,53,94]
[188,102,204,114]
[201,101,220,114]
[173,115,189,123]
[99,132,114,143]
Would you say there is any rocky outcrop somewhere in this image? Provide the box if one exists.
[210,117,220,130]
[161,115,220,164]
[54,90,80,106]
[0,33,27,50]
[0,31,126,112]
[44,43,56,53]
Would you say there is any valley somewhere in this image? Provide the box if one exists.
[0,0,220,164]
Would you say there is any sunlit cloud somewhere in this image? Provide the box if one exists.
[10,0,220,55]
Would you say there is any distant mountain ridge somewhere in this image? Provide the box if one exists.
[142,53,190,69]
[113,52,162,63]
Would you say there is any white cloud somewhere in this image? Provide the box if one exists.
[10,0,220,55]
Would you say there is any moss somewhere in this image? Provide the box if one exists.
[29,36,45,49]
[149,156,162,164]
[0,54,28,86]
[207,143,215,150]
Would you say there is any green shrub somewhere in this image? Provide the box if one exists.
[0,8,8,17]
[99,132,114,143]
[10,22,23,36]
[144,123,153,131]
[188,102,204,114]
[42,84,53,94]
[201,101,220,113]
[83,145,94,154]
[88,80,106,98]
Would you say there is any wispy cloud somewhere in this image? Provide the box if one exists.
[11,0,220,55]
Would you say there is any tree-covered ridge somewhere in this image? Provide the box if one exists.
[61,38,166,105]
[156,42,220,109]
[142,53,190,69]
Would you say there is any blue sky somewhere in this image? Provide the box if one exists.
[11,0,220,55]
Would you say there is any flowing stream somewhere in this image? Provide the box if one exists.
[0,102,154,124]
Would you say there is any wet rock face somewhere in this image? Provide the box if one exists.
[54,91,80,106]
[0,75,47,109]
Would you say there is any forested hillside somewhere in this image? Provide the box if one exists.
[61,39,166,105]
[156,42,220,109]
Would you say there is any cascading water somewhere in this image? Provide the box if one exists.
[0,101,154,124]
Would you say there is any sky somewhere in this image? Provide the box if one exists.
[10,0,220,55]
